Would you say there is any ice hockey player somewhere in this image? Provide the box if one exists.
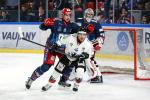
[58,8,105,85]
[25,8,79,89]
[41,29,93,92]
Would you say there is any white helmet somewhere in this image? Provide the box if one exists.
[77,28,87,35]
[84,8,94,18]
[84,8,94,22]
[78,31,87,35]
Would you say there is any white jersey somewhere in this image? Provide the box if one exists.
[60,35,93,61]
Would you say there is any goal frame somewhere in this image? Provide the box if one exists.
[103,27,150,80]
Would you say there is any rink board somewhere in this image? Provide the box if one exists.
[0,23,150,78]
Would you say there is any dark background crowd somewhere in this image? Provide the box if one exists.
[0,0,150,24]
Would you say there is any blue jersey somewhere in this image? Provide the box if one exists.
[40,18,79,45]
[76,18,105,42]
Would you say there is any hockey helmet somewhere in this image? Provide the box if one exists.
[77,28,87,35]
[62,8,71,15]
[84,8,94,18]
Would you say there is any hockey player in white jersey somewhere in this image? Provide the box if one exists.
[58,8,105,86]
[41,29,93,92]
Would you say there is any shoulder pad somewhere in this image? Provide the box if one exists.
[77,18,84,21]
[77,18,83,20]
[55,18,61,21]
[91,19,97,23]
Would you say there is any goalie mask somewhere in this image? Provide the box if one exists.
[84,8,94,22]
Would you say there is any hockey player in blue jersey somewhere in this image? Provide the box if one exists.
[25,8,79,89]
[58,8,105,85]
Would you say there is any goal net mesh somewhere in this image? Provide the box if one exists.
[96,27,150,80]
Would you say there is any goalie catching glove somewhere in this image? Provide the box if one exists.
[91,39,102,51]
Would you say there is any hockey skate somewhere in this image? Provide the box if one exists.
[41,83,52,91]
[58,76,71,87]
[72,83,79,92]
[58,80,71,87]
[25,77,33,89]
[90,75,103,83]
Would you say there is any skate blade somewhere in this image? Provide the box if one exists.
[57,85,71,90]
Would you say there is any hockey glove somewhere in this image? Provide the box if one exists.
[92,40,102,51]
[50,43,59,53]
[44,18,55,26]
[94,45,101,51]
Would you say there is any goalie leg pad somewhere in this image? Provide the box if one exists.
[90,75,103,83]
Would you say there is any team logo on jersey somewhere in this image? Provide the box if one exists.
[57,26,62,32]
[63,28,67,32]
[74,48,78,52]
[70,43,73,46]
[82,47,85,51]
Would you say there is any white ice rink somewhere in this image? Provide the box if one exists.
[0,53,150,100]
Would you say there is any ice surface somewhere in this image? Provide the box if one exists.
[0,53,150,100]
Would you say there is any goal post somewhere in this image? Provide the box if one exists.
[99,27,150,80]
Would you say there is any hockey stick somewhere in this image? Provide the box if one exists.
[18,27,66,55]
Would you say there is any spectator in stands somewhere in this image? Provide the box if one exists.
[144,2,150,10]
[86,1,95,10]
[136,1,144,10]
[74,5,83,21]
[97,11,105,24]
[38,6,45,22]
[74,0,83,11]
[0,0,5,9]
[48,1,54,10]
[26,1,38,22]
[104,0,111,19]
[117,7,135,24]
[5,0,18,10]
[0,10,10,22]
[141,15,149,24]
[20,4,28,22]
[104,9,116,23]
[55,0,72,10]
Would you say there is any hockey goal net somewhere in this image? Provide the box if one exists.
[97,27,150,80]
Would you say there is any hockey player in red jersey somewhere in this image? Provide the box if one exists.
[58,8,105,86]
[25,8,79,89]
[41,29,93,92]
